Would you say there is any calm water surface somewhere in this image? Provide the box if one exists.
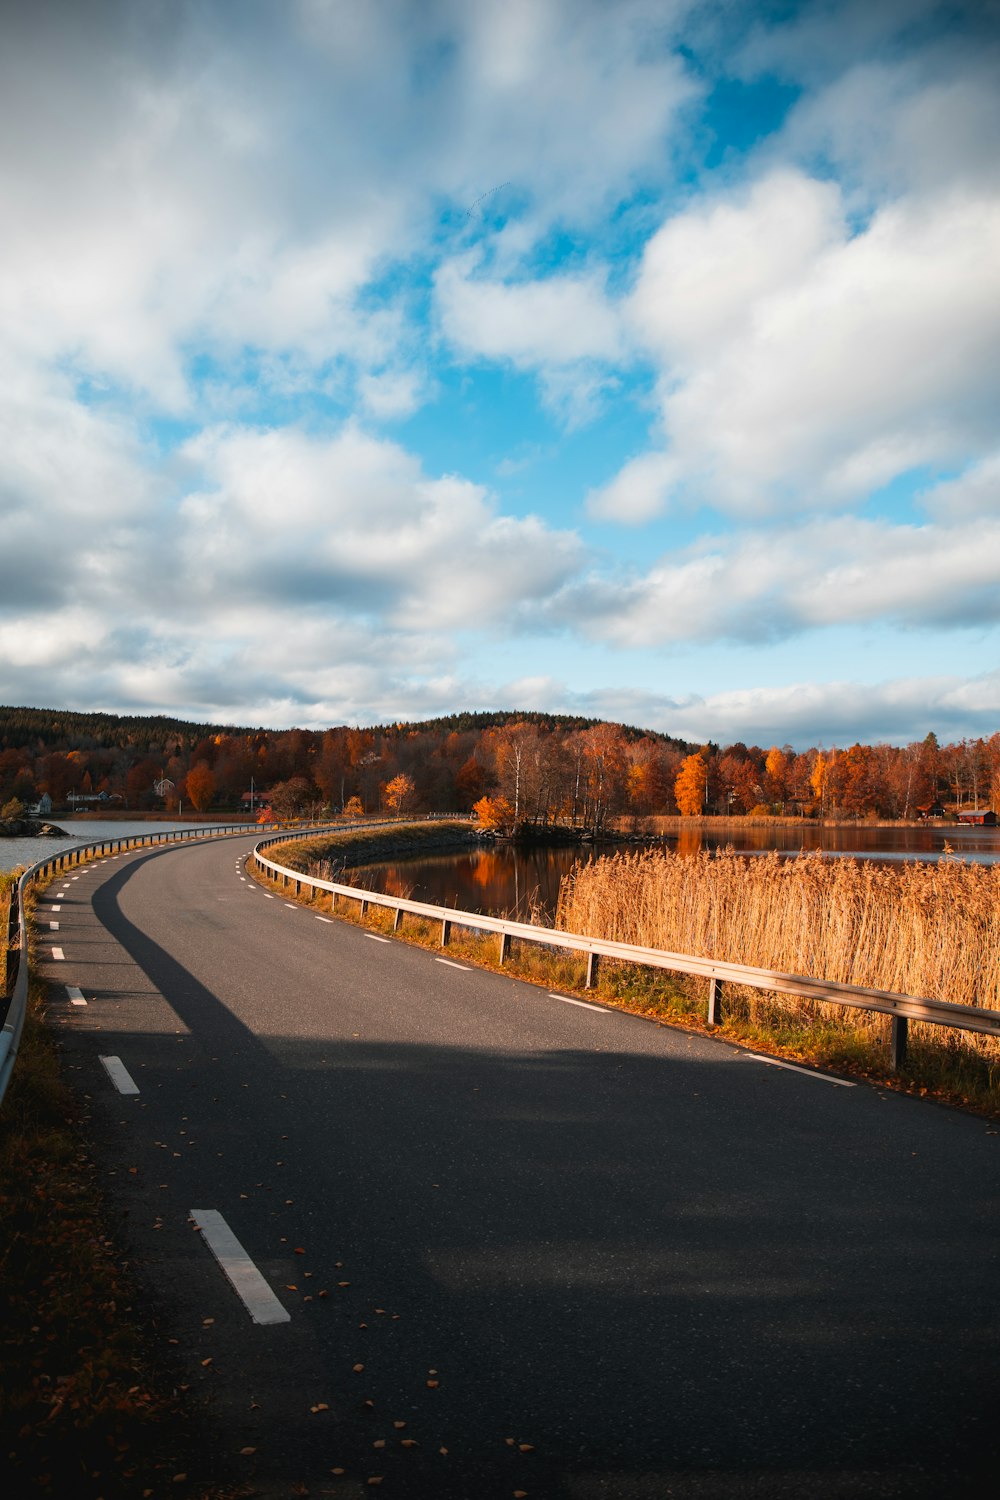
[0,818,248,873]
[356,823,1000,921]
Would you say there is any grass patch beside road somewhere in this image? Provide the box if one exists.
[0,884,225,1499]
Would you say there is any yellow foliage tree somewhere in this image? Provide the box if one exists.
[383,773,415,814]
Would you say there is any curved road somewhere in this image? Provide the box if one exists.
[40,833,1000,1498]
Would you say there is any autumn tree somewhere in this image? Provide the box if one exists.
[268,777,312,820]
[383,773,416,815]
[675,754,708,816]
[184,762,216,812]
[764,746,790,809]
[472,795,515,832]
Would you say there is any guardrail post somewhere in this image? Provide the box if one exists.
[890,1015,908,1072]
[707,976,723,1027]
[498,931,510,966]
[361,898,369,917]
[585,951,599,989]
[441,918,451,947]
[393,907,403,933]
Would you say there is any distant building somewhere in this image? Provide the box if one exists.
[916,801,945,819]
[957,808,997,825]
[28,792,53,817]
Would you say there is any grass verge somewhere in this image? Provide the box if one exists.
[0,877,235,1499]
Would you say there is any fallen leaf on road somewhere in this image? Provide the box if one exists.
[310,1403,329,1413]
[426,1380,439,1389]
[401,1439,418,1449]
[239,1447,256,1455]
[393,1421,406,1429]
[519,1444,535,1453]
[373,1439,385,1449]
[353,1364,364,1373]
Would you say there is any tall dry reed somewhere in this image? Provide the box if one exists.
[557,850,1000,1043]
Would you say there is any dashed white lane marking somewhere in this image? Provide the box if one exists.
[315,916,334,923]
[366,933,391,944]
[739,1053,856,1087]
[100,1055,140,1095]
[435,957,471,971]
[51,947,65,961]
[66,986,87,1006]
[189,1210,291,1326]
[50,905,61,912]
[49,921,59,930]
[549,992,608,1013]
[284,902,298,909]
[264,893,274,899]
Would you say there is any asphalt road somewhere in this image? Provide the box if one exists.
[40,833,1000,1498]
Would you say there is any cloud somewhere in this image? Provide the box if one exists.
[516,669,1000,751]
[615,165,1000,516]
[555,510,1000,646]
[919,451,1000,522]
[178,423,584,630]
[436,257,624,368]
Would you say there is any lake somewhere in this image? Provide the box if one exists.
[0,818,251,873]
[352,822,1000,921]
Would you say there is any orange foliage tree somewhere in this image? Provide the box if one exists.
[674,754,707,817]
[184,762,216,812]
[472,795,515,832]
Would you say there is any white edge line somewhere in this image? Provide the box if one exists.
[739,1053,856,1087]
[189,1210,290,1325]
[365,933,391,944]
[100,1055,140,1095]
[315,915,334,923]
[283,902,298,909]
[549,993,608,1013]
[435,957,471,970]
[66,985,87,1006]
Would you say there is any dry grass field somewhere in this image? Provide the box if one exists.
[557,848,1000,1072]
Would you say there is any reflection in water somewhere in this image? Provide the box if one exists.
[356,822,1000,922]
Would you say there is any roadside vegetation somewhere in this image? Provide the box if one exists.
[0,870,241,1500]
[261,829,1000,1115]
[0,875,225,1498]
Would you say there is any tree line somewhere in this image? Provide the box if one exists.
[0,705,997,827]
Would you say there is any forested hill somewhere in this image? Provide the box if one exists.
[0,705,687,756]
[0,705,259,754]
[1,704,993,824]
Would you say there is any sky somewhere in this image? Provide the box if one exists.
[2,0,999,750]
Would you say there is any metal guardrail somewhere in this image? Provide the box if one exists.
[0,819,339,1108]
[253,834,1000,1072]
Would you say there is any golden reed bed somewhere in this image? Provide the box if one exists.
[557,849,1000,1056]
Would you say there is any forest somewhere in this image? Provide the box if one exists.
[0,704,997,828]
